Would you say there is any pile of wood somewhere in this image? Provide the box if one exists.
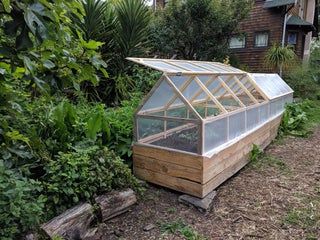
[41,189,137,240]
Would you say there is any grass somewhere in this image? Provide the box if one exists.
[160,219,206,240]
[303,100,320,130]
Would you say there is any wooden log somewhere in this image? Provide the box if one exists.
[95,189,137,222]
[41,203,94,239]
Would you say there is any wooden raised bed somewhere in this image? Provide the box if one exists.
[133,114,282,198]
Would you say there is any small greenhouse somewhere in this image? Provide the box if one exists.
[129,58,293,198]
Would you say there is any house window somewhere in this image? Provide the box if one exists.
[254,32,269,47]
[287,32,298,45]
[229,35,246,49]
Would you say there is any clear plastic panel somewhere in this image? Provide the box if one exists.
[229,111,246,140]
[270,98,283,116]
[143,60,185,72]
[251,74,293,99]
[168,62,208,72]
[204,118,228,153]
[169,75,190,89]
[137,117,164,140]
[194,63,225,72]
[150,121,200,153]
[259,103,269,123]
[141,80,176,112]
[246,107,259,130]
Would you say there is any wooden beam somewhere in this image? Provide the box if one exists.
[189,75,217,103]
[164,76,194,111]
[217,76,245,107]
[164,76,203,120]
[232,75,258,104]
[246,74,269,101]
[193,76,227,113]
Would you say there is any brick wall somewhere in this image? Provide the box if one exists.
[231,0,285,72]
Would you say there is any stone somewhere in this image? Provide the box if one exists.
[178,190,217,212]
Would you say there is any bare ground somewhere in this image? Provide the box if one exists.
[94,128,320,240]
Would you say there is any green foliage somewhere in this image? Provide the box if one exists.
[0,162,45,240]
[284,65,320,99]
[0,0,107,96]
[43,146,140,215]
[264,44,297,74]
[160,219,206,240]
[249,144,263,162]
[149,0,252,60]
[279,101,309,137]
[284,39,320,99]
[73,0,151,74]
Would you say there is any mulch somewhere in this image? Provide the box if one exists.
[93,128,320,240]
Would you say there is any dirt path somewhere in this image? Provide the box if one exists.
[96,128,320,240]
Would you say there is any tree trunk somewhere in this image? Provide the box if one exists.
[95,189,137,222]
[41,203,94,239]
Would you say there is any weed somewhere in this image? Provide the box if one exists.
[283,199,320,236]
[167,207,177,214]
[249,145,288,172]
[160,219,206,240]
[249,144,264,163]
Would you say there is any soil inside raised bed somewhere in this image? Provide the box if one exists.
[151,127,199,153]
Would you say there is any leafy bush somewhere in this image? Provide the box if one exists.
[285,65,320,99]
[148,0,252,60]
[43,146,140,215]
[0,162,45,240]
[279,101,309,137]
[284,37,320,99]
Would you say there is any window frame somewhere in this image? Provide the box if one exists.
[254,31,270,48]
[229,34,247,49]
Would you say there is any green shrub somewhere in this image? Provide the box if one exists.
[284,65,320,99]
[279,101,309,137]
[43,146,141,216]
[0,162,45,240]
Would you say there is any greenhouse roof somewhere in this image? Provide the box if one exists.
[129,58,293,123]
[127,58,244,74]
[250,73,294,99]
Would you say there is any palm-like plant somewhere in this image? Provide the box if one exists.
[265,44,297,76]
[73,0,151,74]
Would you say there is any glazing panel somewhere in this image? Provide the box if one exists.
[169,62,208,72]
[143,60,185,72]
[169,75,190,89]
[229,111,246,140]
[246,107,259,130]
[150,121,200,153]
[137,117,164,140]
[251,74,293,99]
[196,63,224,72]
[141,80,176,111]
[259,103,269,123]
[204,118,228,153]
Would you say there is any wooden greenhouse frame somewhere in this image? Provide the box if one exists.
[128,58,294,198]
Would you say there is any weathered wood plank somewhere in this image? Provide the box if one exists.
[134,167,202,197]
[133,144,203,170]
[202,152,250,197]
[134,155,202,182]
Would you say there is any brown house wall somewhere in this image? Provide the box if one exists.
[231,0,285,72]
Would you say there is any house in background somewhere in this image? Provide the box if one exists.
[155,0,318,72]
